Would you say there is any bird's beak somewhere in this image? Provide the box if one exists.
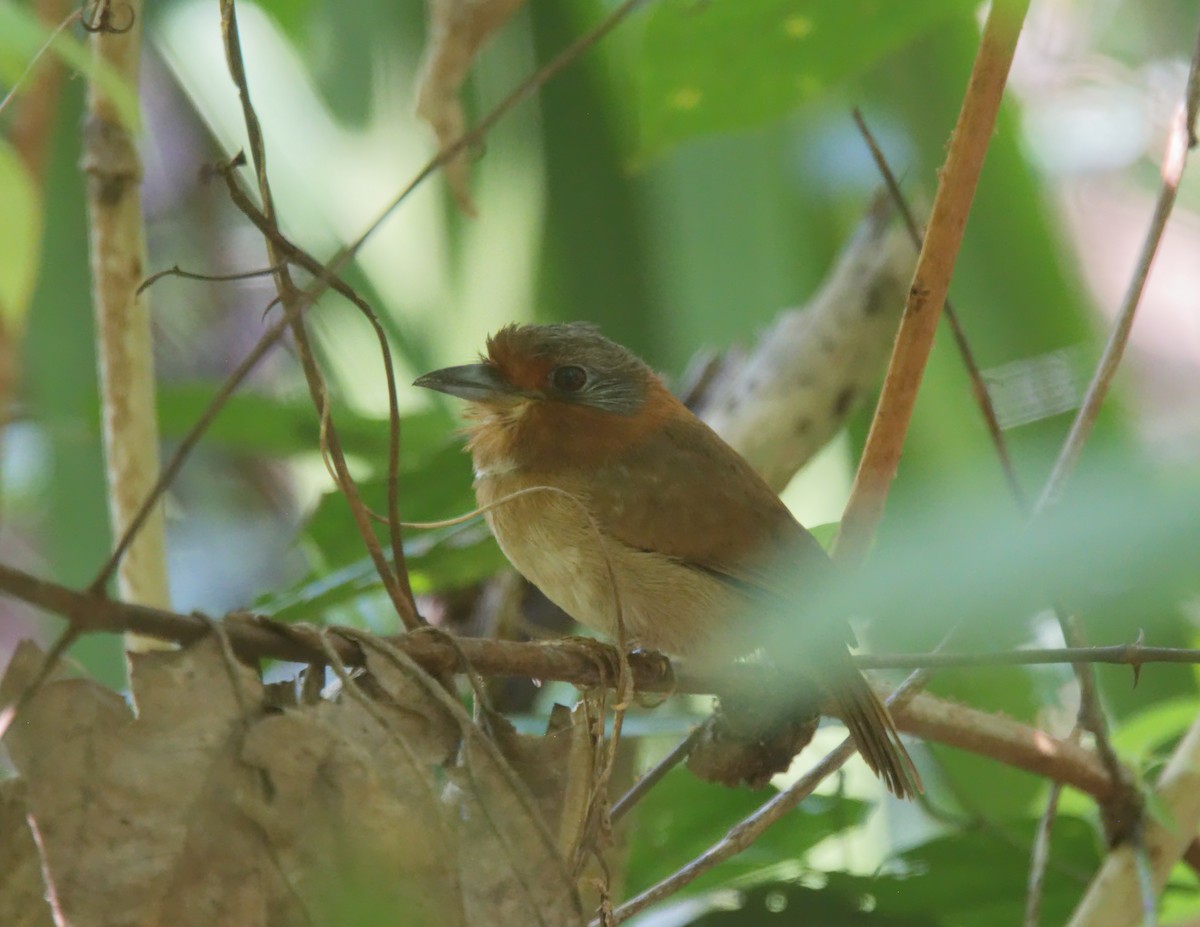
[413,364,522,403]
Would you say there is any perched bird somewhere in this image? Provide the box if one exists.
[415,322,919,798]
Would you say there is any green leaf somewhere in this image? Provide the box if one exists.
[303,442,477,569]
[0,138,40,332]
[635,0,970,158]
[259,526,505,623]
[625,768,869,897]
[1112,696,1200,766]
[157,383,454,465]
[0,3,139,131]
[264,438,502,621]
[820,816,1098,927]
[651,817,1101,926]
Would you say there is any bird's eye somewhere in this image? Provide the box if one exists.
[550,365,588,393]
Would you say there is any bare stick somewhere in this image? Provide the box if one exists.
[850,108,1026,508]
[82,0,173,633]
[835,0,1032,566]
[1025,763,1070,926]
[89,304,287,593]
[852,104,1142,861]
[1036,23,1200,514]
[218,0,421,629]
[1066,715,1200,926]
[342,0,644,261]
[0,561,1180,811]
[1031,11,1200,853]
[609,726,704,824]
[135,261,289,295]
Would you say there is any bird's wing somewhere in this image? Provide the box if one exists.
[581,414,829,594]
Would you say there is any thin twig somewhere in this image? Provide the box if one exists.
[850,107,1026,508]
[609,725,704,824]
[218,0,421,629]
[1028,15,1200,862]
[135,261,289,295]
[214,163,419,627]
[1036,23,1200,515]
[835,0,1032,567]
[87,300,288,593]
[0,6,80,117]
[1025,747,1074,927]
[0,562,1175,812]
[0,624,80,740]
[341,0,645,262]
[21,561,1200,684]
[1066,715,1200,927]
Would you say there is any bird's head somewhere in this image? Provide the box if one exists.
[414,322,676,469]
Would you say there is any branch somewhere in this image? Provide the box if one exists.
[1036,20,1200,514]
[0,559,1176,808]
[696,195,914,492]
[835,0,1032,566]
[217,0,421,629]
[1066,715,1200,927]
[850,108,1027,509]
[82,0,172,625]
[608,665,936,924]
[896,694,1112,800]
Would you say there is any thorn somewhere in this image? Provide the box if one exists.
[1129,629,1146,688]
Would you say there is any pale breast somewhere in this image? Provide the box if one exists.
[474,471,745,657]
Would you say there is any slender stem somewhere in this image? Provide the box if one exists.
[1036,24,1200,514]
[835,0,1032,567]
[850,108,1026,509]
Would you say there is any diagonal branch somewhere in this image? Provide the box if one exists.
[217,0,421,630]
[835,0,1032,567]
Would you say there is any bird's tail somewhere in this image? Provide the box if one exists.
[828,666,921,799]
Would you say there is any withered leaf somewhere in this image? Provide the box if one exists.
[2,637,281,927]
[362,643,584,926]
[415,0,529,215]
[1,634,584,927]
[0,778,55,927]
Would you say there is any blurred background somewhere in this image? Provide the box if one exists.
[3,0,1200,920]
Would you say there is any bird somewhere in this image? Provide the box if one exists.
[414,321,919,798]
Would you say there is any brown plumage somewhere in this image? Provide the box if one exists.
[415,322,920,798]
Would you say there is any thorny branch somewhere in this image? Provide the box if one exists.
[1049,14,1200,923]
[0,559,1179,798]
[8,0,1194,921]
[849,104,1145,912]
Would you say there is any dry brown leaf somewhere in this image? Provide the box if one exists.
[0,635,585,927]
[0,778,55,927]
[488,700,599,859]
[415,0,529,215]
[2,638,283,927]
[360,643,585,926]
[237,702,465,927]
